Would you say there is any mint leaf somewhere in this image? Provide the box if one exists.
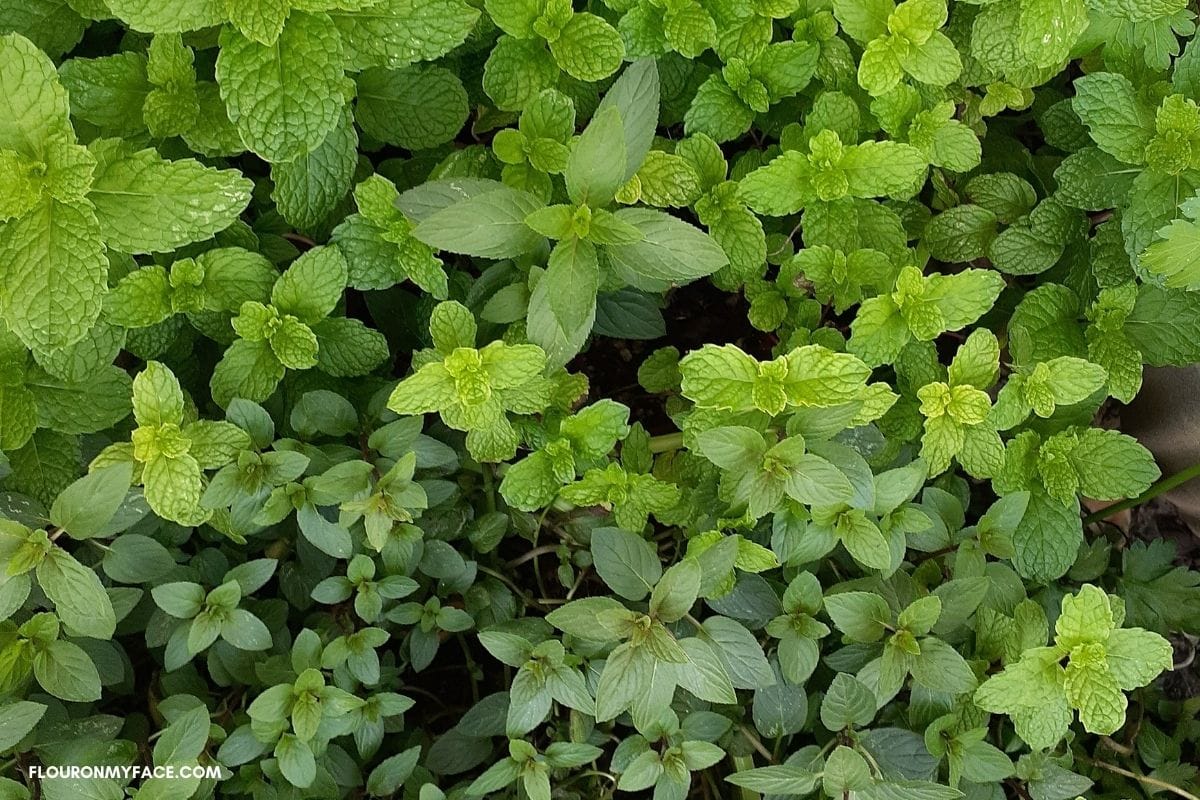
[87,139,252,253]
[0,199,107,352]
[355,65,468,150]
[216,12,347,163]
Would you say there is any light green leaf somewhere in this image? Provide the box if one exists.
[0,32,73,158]
[412,181,546,259]
[104,0,223,33]
[604,208,728,290]
[823,591,890,642]
[84,140,251,253]
[650,558,701,623]
[0,701,46,751]
[34,548,116,639]
[49,463,133,539]
[272,246,347,325]
[331,0,479,71]
[0,199,107,352]
[526,237,598,368]
[33,639,101,702]
[548,12,624,82]
[820,672,877,730]
[1072,72,1155,166]
[565,106,626,207]
[216,12,348,163]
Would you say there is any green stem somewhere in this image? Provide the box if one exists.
[1082,459,1200,525]
[1077,755,1200,800]
[456,633,481,705]
[731,754,760,800]
[477,565,545,609]
[481,464,496,513]
[739,725,775,763]
[648,432,684,453]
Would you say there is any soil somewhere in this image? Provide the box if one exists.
[570,281,777,436]
[1128,497,1200,571]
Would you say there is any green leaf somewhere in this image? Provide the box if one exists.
[831,0,893,43]
[86,140,252,253]
[704,615,775,689]
[221,608,272,651]
[591,527,662,601]
[152,582,205,618]
[102,534,176,584]
[727,764,819,794]
[0,383,37,451]
[593,290,666,340]
[272,245,347,325]
[482,36,558,111]
[311,317,388,378]
[1012,491,1082,582]
[860,780,965,800]
[595,58,660,183]
[820,672,877,730]
[0,199,108,352]
[565,106,626,207]
[132,360,184,428]
[412,181,546,259]
[49,463,133,539]
[526,237,598,368]
[676,636,737,703]
[1072,72,1155,165]
[355,65,468,150]
[216,12,348,163]
[925,205,998,264]
[330,0,479,71]
[104,0,223,33]
[823,591,890,642]
[910,637,977,694]
[823,746,872,795]
[142,453,207,526]
[32,639,101,702]
[650,558,701,623]
[1103,627,1173,689]
[1015,0,1086,69]
[841,140,928,198]
[211,339,287,407]
[366,746,422,796]
[0,32,73,158]
[603,208,728,290]
[275,734,316,788]
[1069,429,1160,501]
[58,52,151,137]
[221,0,290,45]
[271,109,358,236]
[685,74,755,144]
[548,13,624,82]
[0,0,87,59]
[153,705,209,765]
[0,701,46,752]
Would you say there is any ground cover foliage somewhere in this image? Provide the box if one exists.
[2,0,1200,799]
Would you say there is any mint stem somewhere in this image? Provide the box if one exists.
[1082,459,1200,525]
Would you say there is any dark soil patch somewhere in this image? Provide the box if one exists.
[1128,497,1200,571]
[571,281,776,436]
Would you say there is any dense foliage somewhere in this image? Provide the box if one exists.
[2,1,1200,799]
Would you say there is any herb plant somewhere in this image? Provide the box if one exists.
[1,2,1200,800]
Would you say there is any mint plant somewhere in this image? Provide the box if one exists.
[4,4,1200,800]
